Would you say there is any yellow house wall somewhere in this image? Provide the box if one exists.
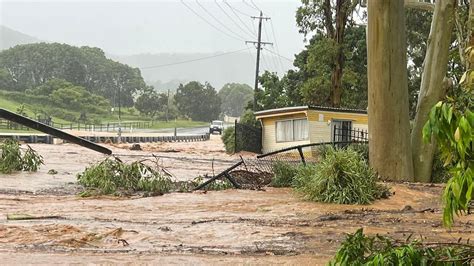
[259,109,368,153]
[306,110,368,143]
[261,113,310,153]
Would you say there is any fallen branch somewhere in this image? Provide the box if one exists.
[6,213,64,220]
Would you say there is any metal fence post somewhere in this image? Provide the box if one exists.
[234,119,238,153]
[297,147,306,165]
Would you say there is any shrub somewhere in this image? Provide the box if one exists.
[270,161,299,187]
[317,143,369,162]
[0,139,43,173]
[293,146,389,204]
[222,126,235,153]
[77,158,172,195]
[349,142,369,162]
[330,228,473,265]
[240,109,260,128]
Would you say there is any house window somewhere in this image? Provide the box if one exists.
[276,118,308,142]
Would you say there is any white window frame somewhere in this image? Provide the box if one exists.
[275,118,309,143]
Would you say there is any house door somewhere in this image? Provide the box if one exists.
[331,120,352,142]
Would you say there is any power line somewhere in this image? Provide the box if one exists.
[249,0,261,12]
[180,0,244,42]
[262,47,293,63]
[140,48,250,69]
[261,53,270,72]
[269,20,285,72]
[224,0,252,17]
[243,0,259,12]
[195,0,247,41]
[263,23,280,73]
[214,0,255,39]
[224,1,256,36]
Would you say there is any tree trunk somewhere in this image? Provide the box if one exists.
[367,0,414,181]
[411,0,456,183]
[330,51,344,107]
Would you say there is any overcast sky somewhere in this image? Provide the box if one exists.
[0,0,305,58]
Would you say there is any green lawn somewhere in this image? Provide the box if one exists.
[149,120,208,129]
[1,96,207,131]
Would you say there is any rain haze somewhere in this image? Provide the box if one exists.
[0,0,305,89]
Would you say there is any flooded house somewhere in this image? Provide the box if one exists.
[254,106,368,153]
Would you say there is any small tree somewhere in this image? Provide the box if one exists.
[423,46,473,226]
[135,87,167,117]
[174,81,220,121]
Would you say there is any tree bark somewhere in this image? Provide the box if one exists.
[329,0,349,107]
[411,0,456,183]
[367,0,414,181]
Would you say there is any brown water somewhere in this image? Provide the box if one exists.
[0,140,472,264]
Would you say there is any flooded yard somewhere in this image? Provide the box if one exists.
[0,137,472,265]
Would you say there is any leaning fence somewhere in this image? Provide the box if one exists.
[195,126,369,190]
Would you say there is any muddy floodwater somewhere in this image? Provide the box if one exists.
[0,136,473,265]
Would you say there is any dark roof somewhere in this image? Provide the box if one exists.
[254,105,367,117]
[309,105,367,114]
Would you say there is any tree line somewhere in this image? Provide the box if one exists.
[0,42,254,122]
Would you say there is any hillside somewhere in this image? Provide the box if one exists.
[111,51,293,90]
[0,25,40,50]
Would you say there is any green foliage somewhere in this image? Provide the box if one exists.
[135,86,168,117]
[77,158,172,196]
[0,43,146,106]
[174,81,221,122]
[256,71,293,110]
[191,176,233,191]
[240,109,260,128]
[423,94,473,226]
[330,228,473,265]
[293,147,389,204]
[218,83,253,117]
[14,79,111,115]
[0,139,43,173]
[349,143,369,162]
[222,126,235,153]
[270,161,299,187]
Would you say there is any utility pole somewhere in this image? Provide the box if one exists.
[117,85,122,142]
[166,88,170,122]
[246,11,272,111]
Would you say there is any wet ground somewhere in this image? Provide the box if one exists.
[0,136,473,265]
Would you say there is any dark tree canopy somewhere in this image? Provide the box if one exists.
[27,78,110,114]
[218,83,253,117]
[174,81,220,122]
[0,43,146,107]
[135,86,168,117]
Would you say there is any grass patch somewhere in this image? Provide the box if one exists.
[293,146,389,204]
[77,157,172,196]
[0,139,43,173]
[330,228,473,265]
[270,161,299,187]
[148,120,208,130]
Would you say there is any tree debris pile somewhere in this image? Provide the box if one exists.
[228,170,273,190]
[77,157,172,196]
[0,138,44,173]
